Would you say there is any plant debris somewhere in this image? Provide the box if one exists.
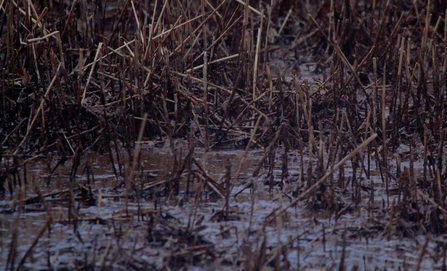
[2,0,447,270]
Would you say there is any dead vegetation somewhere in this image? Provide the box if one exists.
[2,0,447,270]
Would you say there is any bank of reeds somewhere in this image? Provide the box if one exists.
[2,0,447,269]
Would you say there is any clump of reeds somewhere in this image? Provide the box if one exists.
[2,0,447,269]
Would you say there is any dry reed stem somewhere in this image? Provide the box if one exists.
[235,113,263,179]
[235,0,263,16]
[124,113,148,214]
[13,62,62,155]
[415,239,429,271]
[381,61,388,205]
[15,216,51,270]
[252,26,262,99]
[187,54,239,72]
[81,42,104,104]
[267,133,378,222]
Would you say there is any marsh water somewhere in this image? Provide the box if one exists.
[3,0,447,269]
[0,142,444,270]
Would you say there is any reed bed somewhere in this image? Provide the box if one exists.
[1,0,447,270]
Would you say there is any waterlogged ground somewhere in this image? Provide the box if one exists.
[0,142,445,270]
[3,0,447,269]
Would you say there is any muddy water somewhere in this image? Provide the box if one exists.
[0,144,441,270]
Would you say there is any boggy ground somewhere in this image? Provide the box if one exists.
[1,0,447,270]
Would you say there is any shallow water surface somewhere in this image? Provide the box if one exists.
[0,145,443,270]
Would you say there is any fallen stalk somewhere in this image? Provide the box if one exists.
[266,133,378,223]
